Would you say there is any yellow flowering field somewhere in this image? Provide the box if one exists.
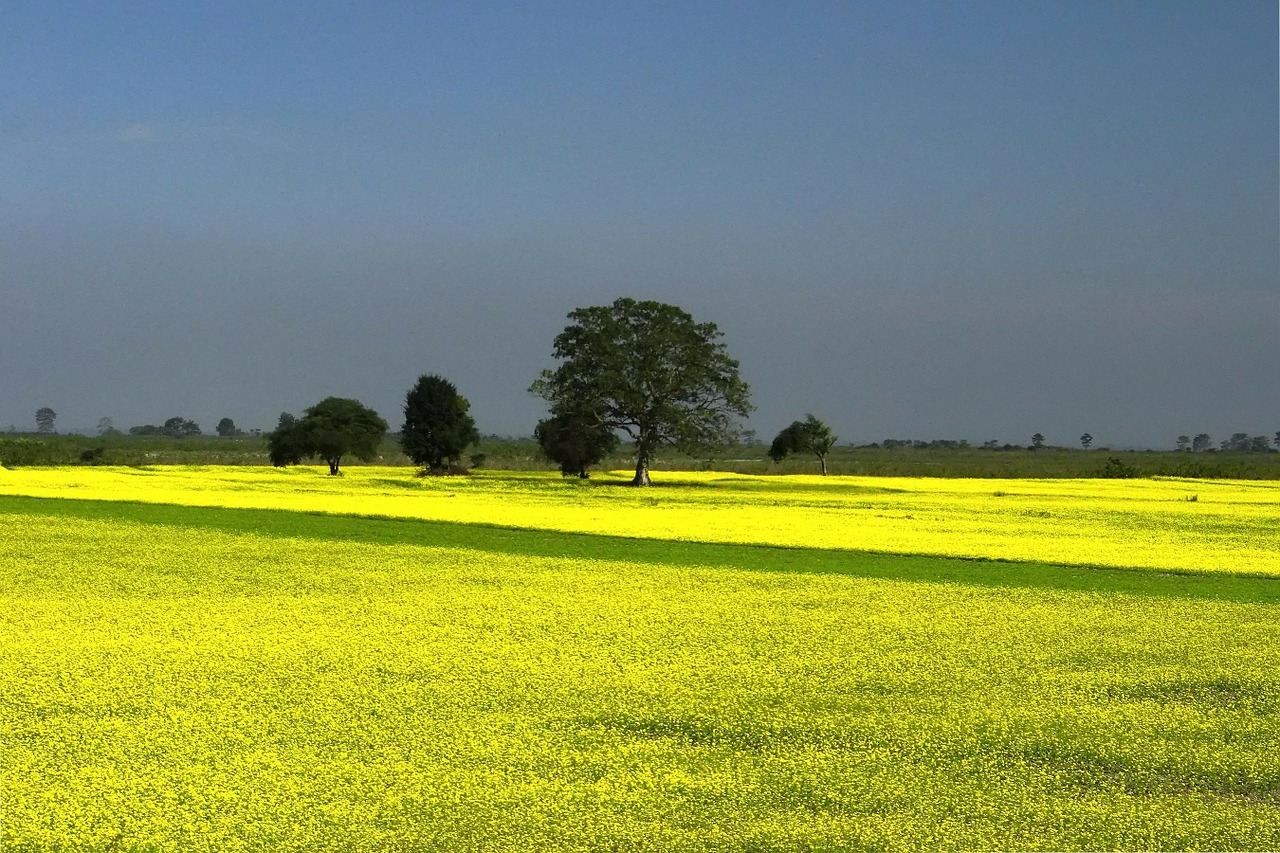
[1,467,1278,850]
[0,465,1276,574]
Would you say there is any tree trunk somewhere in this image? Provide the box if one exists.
[631,443,652,486]
[819,454,827,476]
[328,457,341,476]
[630,427,655,486]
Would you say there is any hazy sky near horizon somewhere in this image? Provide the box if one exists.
[2,2,1276,448]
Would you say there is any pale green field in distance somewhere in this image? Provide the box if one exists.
[1,469,1278,851]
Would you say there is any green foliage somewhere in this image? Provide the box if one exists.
[215,417,240,438]
[1080,433,1093,450]
[164,416,201,436]
[34,407,56,434]
[1031,433,1045,450]
[269,398,388,475]
[4,432,1278,478]
[1102,456,1138,479]
[130,417,201,437]
[531,298,752,485]
[534,411,619,478]
[768,414,837,474]
[1222,433,1251,452]
[400,374,480,472]
[1192,433,1213,452]
[267,412,305,468]
[1218,433,1276,453]
[0,437,79,466]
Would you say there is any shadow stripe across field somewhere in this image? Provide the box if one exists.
[2,494,1277,605]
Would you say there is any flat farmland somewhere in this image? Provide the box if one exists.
[1,468,1278,851]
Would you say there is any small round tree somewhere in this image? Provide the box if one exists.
[268,412,306,467]
[401,374,480,473]
[535,410,618,478]
[768,414,837,475]
[269,398,387,475]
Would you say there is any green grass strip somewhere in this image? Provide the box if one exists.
[3,494,1277,605]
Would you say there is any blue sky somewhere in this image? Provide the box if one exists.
[2,2,1276,447]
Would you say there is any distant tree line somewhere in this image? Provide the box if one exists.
[879,438,972,450]
[128,417,202,437]
[1175,433,1277,453]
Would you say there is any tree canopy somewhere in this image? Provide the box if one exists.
[268,397,387,475]
[534,409,618,478]
[129,417,200,437]
[34,407,56,434]
[164,417,201,437]
[530,298,752,486]
[768,414,837,475]
[401,374,480,472]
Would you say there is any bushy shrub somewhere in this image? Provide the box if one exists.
[1102,456,1138,479]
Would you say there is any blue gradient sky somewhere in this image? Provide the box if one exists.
[2,2,1276,447]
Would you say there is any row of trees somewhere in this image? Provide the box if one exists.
[264,299,750,485]
[33,412,250,439]
[29,298,1280,484]
[1176,433,1278,453]
[267,375,480,476]
[123,416,249,437]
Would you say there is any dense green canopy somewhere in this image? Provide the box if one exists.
[401,374,479,472]
[269,397,387,476]
[531,298,751,485]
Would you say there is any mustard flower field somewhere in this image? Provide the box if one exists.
[1,467,1278,851]
[2,465,1278,575]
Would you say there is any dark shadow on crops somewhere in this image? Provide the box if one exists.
[2,495,1276,605]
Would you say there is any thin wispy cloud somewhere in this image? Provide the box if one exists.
[115,123,156,142]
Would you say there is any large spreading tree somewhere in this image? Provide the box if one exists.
[531,298,752,486]
[268,397,387,475]
[401,374,480,472]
